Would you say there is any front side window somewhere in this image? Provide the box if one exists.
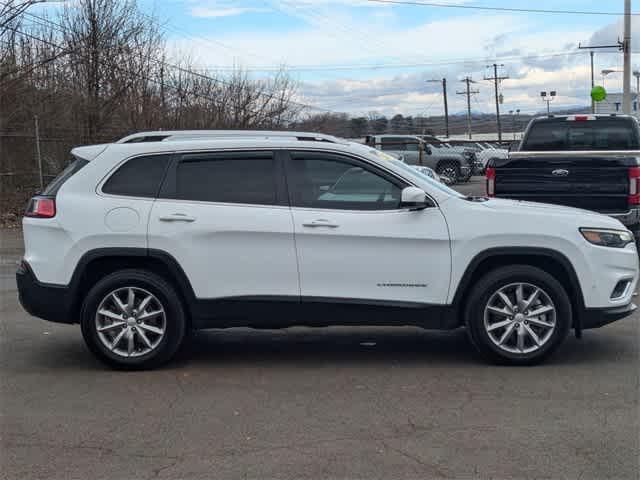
[173,153,277,205]
[102,155,171,198]
[288,153,403,210]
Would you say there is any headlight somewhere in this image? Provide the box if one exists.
[580,228,634,248]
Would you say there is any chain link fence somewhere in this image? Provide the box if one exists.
[0,132,117,226]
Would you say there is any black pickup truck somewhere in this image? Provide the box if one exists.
[487,114,640,236]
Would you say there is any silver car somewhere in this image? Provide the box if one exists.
[365,135,472,183]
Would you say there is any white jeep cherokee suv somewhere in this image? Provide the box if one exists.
[16,131,639,368]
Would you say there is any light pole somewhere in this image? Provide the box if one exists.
[427,78,449,138]
[601,69,622,88]
[540,91,556,114]
[509,109,521,140]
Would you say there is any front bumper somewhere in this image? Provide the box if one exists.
[16,260,75,324]
[581,302,637,329]
[460,165,472,176]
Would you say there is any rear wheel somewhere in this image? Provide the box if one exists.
[465,265,571,365]
[80,269,187,369]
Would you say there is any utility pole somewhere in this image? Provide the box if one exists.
[457,77,479,140]
[427,78,449,137]
[634,70,640,113]
[623,0,632,114]
[590,51,595,113]
[484,64,509,143]
[442,78,449,138]
[579,41,624,112]
[34,115,43,191]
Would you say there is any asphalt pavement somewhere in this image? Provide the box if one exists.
[1,178,639,479]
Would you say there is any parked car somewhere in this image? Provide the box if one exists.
[487,114,640,239]
[17,130,638,369]
[463,141,509,172]
[410,165,451,184]
[365,135,472,183]
[428,139,483,176]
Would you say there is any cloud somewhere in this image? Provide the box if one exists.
[588,17,640,52]
[186,1,268,18]
[170,4,636,115]
[190,6,267,18]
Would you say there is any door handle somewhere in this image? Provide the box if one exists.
[302,219,339,228]
[159,213,196,222]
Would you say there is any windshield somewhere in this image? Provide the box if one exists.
[386,157,464,197]
[352,144,464,197]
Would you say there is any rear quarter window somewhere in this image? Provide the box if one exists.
[42,158,89,196]
[102,155,171,198]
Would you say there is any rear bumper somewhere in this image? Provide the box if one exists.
[16,260,75,324]
[610,208,640,228]
[581,302,637,329]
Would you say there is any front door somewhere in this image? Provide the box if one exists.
[285,150,451,305]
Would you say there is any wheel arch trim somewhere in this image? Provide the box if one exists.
[450,247,586,333]
[67,247,197,318]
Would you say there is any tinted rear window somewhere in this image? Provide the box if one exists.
[102,155,170,198]
[174,153,276,205]
[42,158,89,195]
[522,117,640,151]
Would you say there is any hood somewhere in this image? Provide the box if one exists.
[481,197,627,229]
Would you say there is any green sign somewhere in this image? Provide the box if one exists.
[591,85,607,102]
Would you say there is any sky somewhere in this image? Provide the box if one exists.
[38,0,640,116]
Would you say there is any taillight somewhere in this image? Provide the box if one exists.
[24,196,56,218]
[486,167,496,197]
[629,167,640,205]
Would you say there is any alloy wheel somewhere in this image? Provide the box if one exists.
[483,282,556,355]
[95,287,166,358]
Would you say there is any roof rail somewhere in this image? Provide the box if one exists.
[116,130,345,144]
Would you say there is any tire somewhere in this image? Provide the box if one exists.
[80,269,187,370]
[436,161,461,184]
[464,265,571,366]
[461,165,473,182]
[630,226,640,251]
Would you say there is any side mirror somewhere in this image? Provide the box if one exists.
[400,186,430,210]
[425,146,432,155]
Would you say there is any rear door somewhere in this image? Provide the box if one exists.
[285,150,451,304]
[148,150,299,300]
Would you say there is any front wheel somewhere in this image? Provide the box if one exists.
[436,161,461,184]
[80,269,187,369]
[465,265,571,365]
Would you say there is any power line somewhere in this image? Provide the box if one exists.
[7,7,335,113]
[365,0,640,16]
[193,49,633,73]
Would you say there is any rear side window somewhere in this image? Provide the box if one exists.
[102,155,171,198]
[173,153,277,205]
[522,118,640,151]
[42,158,88,195]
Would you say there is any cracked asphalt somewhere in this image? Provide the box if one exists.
[1,181,639,479]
